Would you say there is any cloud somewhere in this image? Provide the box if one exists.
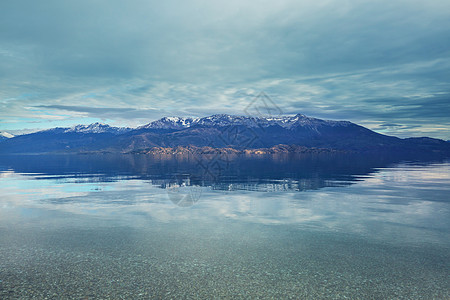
[0,0,449,138]
[35,105,160,120]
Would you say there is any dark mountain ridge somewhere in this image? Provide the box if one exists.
[1,114,449,156]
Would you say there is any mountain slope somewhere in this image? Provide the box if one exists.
[0,123,129,153]
[0,131,15,141]
[0,114,449,155]
[121,114,405,152]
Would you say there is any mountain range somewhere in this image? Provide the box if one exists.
[0,114,449,156]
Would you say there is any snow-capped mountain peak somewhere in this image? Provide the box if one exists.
[65,122,110,133]
[3,113,448,155]
[63,122,130,134]
[0,131,15,138]
[139,116,200,130]
[139,114,352,130]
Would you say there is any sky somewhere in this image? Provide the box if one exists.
[1,0,449,139]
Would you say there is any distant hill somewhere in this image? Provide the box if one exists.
[0,114,449,156]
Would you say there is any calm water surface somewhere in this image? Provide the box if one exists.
[0,154,449,299]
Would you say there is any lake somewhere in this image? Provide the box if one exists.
[0,154,449,299]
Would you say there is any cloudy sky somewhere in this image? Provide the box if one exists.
[1,0,449,138]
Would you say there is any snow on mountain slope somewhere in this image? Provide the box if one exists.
[140,114,352,130]
[39,122,131,134]
[32,114,352,136]
[64,122,131,134]
[2,114,449,155]
[0,131,15,139]
[138,117,200,130]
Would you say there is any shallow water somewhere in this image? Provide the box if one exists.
[0,154,449,299]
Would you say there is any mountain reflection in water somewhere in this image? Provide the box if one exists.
[0,153,449,299]
[0,152,445,193]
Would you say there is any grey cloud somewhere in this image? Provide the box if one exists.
[1,0,450,139]
[2,0,449,81]
[35,105,161,121]
[361,94,450,120]
[376,123,421,130]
